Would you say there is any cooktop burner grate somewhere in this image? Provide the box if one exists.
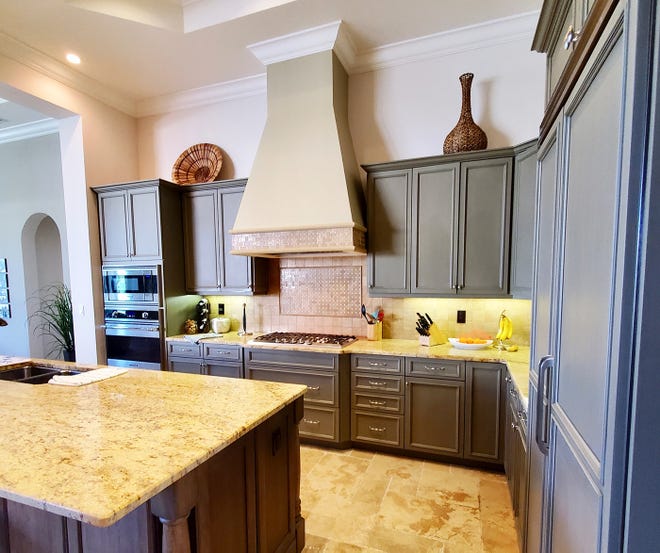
[250,332,357,347]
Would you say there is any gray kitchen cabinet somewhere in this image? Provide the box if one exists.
[464,362,506,464]
[95,179,180,263]
[364,148,513,297]
[510,140,538,298]
[528,1,641,551]
[167,341,243,378]
[245,348,350,446]
[182,179,268,295]
[351,354,404,448]
[404,358,465,457]
[504,375,528,551]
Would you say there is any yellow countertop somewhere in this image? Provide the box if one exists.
[0,361,306,527]
[166,334,530,402]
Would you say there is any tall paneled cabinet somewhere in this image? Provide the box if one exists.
[527,0,656,551]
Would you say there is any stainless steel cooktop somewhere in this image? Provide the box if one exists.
[249,332,357,348]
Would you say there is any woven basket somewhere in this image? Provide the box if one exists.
[172,143,223,185]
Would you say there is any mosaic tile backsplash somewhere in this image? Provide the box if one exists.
[205,256,532,345]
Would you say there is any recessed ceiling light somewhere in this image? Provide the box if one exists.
[66,53,81,65]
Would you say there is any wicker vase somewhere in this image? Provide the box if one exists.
[443,73,487,154]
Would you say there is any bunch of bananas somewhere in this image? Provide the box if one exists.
[495,311,513,342]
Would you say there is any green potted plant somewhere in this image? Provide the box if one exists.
[31,283,75,361]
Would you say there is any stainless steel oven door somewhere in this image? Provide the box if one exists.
[105,322,162,370]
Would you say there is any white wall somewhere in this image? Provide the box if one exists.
[0,53,139,363]
[136,36,545,178]
[0,134,66,356]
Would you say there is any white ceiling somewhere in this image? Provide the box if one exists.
[0,0,541,128]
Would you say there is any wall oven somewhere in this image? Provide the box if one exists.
[102,266,159,305]
[104,307,162,370]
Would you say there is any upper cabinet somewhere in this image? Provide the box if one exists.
[181,179,268,295]
[364,148,517,297]
[94,179,181,264]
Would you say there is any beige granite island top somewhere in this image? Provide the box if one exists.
[0,362,306,527]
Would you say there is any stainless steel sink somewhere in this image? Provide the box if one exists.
[0,365,81,384]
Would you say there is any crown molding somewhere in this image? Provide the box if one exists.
[135,73,266,117]
[351,10,540,73]
[0,118,59,145]
[0,31,137,116]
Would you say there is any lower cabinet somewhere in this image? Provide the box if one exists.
[351,354,404,448]
[245,348,351,446]
[504,374,528,551]
[167,341,243,378]
[404,358,465,457]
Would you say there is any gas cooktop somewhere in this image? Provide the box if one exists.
[249,332,357,348]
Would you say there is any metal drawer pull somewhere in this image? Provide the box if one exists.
[307,385,320,391]
[368,425,386,433]
[368,380,387,386]
[368,400,387,406]
[303,418,321,425]
[563,25,580,49]
[367,361,387,367]
[511,422,518,430]
[424,365,446,371]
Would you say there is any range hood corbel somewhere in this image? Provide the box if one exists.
[230,21,366,258]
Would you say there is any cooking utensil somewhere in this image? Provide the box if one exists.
[361,304,375,324]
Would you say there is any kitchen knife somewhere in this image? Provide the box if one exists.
[425,313,434,325]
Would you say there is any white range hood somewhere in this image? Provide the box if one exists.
[231,22,366,257]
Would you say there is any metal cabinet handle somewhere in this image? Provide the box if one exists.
[302,418,320,425]
[536,355,554,455]
[368,361,387,367]
[368,426,386,433]
[307,385,320,391]
[368,380,387,386]
[424,365,445,371]
[368,400,387,406]
[511,422,518,430]
[563,25,581,49]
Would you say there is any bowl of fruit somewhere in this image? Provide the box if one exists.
[448,337,493,350]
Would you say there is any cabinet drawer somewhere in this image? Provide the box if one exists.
[168,358,203,374]
[167,342,202,358]
[351,355,402,374]
[352,373,403,394]
[203,343,242,362]
[406,358,464,379]
[547,0,578,98]
[300,406,337,441]
[246,349,338,371]
[353,392,403,414]
[352,412,403,448]
[206,362,243,379]
[247,367,337,406]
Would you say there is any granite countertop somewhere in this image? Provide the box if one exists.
[166,334,530,403]
[0,362,306,527]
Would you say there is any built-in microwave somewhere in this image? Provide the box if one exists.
[102,266,160,305]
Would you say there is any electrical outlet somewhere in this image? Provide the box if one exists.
[218,303,225,315]
[457,310,466,324]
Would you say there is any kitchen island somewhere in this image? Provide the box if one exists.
[0,360,307,553]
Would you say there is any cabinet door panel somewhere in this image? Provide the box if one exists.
[206,362,243,379]
[405,377,464,456]
[183,190,221,291]
[129,188,161,259]
[464,363,504,463]
[99,191,129,260]
[411,163,459,294]
[221,188,252,292]
[459,158,512,296]
[367,170,410,294]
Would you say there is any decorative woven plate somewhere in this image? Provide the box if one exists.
[172,143,223,185]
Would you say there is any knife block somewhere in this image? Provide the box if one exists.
[419,323,447,347]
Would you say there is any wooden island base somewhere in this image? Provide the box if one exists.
[0,398,305,553]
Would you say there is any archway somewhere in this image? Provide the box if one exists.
[21,214,67,359]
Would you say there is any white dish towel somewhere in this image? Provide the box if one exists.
[48,368,128,386]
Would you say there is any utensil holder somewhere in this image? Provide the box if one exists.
[367,322,382,341]
[419,323,447,347]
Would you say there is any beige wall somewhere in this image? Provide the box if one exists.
[0,53,139,363]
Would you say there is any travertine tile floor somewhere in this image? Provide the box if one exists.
[300,446,518,553]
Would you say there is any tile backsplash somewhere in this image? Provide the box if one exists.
[206,256,532,345]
